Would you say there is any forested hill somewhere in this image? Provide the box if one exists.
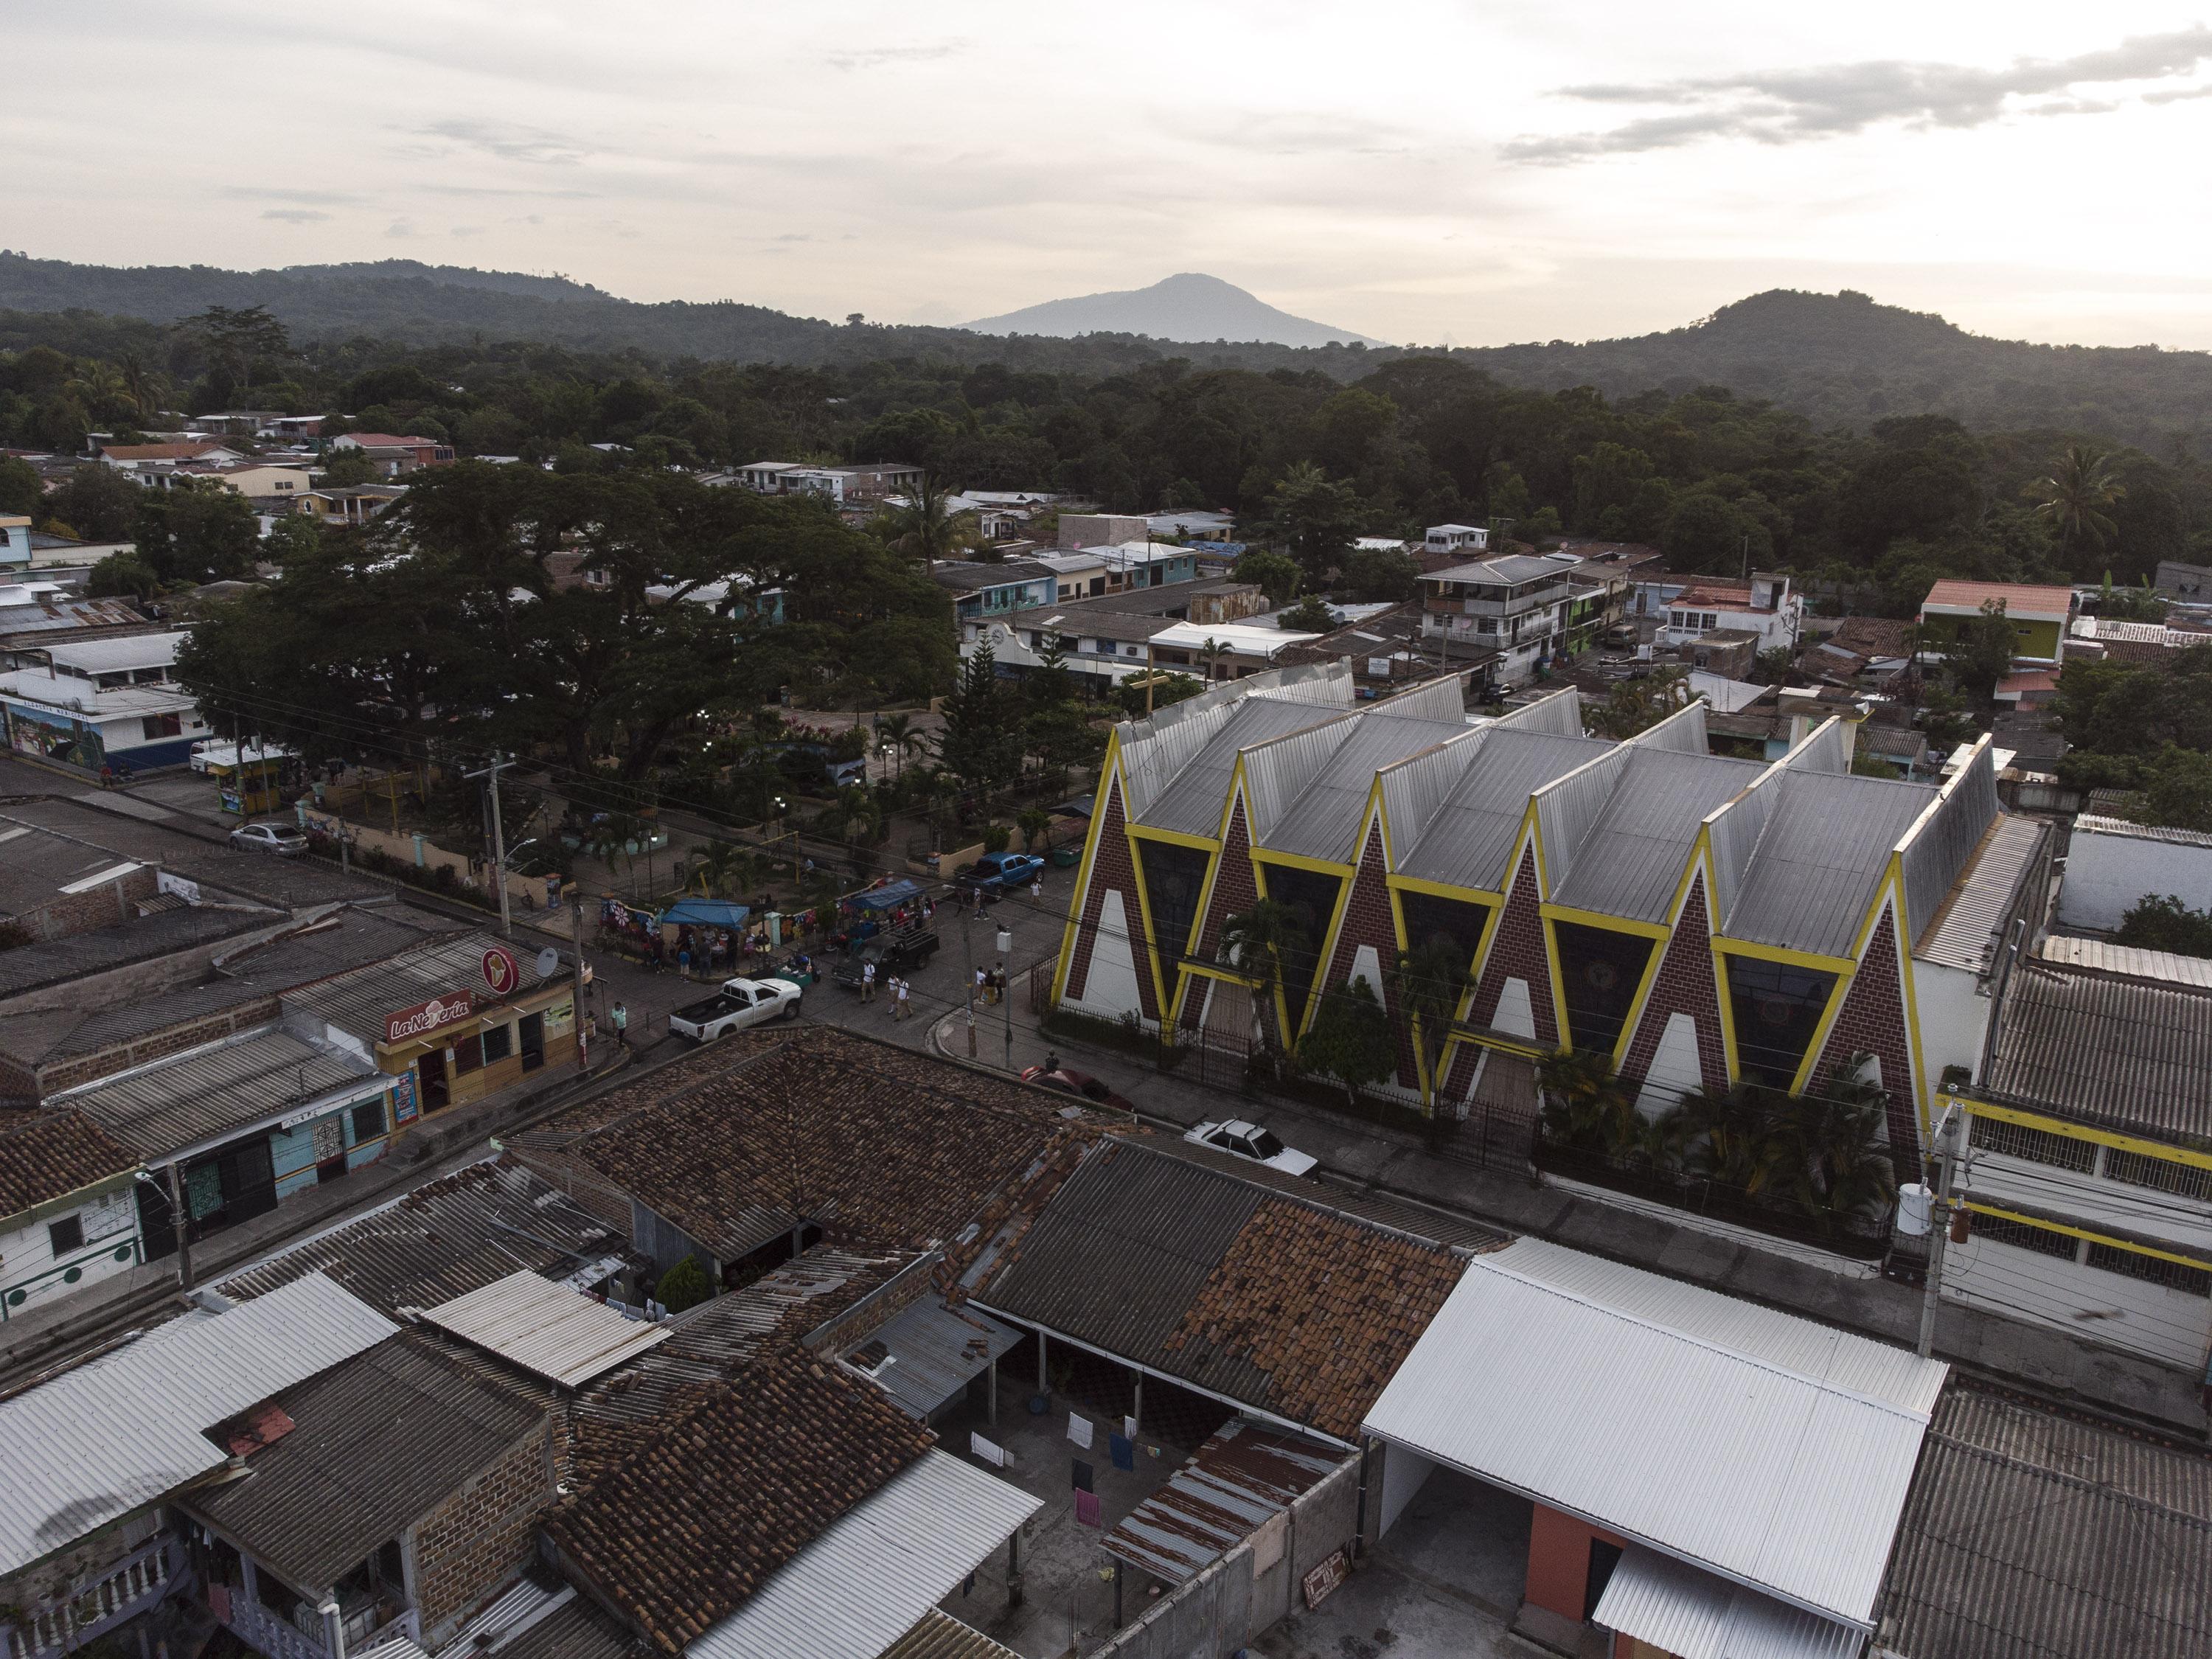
[5,251,2212,443]
[1454,290,2212,447]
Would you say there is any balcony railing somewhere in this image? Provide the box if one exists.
[9,1537,175,1658]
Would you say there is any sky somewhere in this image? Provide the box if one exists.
[10,1,2212,349]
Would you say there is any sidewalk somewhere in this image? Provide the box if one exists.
[933,976,2211,1439]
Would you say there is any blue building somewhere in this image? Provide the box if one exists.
[0,630,209,774]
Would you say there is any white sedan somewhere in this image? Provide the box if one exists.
[667,975,804,1042]
[1183,1119,1319,1178]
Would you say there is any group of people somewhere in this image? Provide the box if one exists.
[974,964,1007,1005]
[858,960,915,1019]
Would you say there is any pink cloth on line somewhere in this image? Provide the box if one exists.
[1074,1489,1102,1528]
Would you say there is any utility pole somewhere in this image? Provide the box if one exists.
[572,893,590,1071]
[161,1162,193,1293]
[1916,1102,1966,1360]
[961,904,978,1059]
[465,752,514,938]
[998,924,1014,1071]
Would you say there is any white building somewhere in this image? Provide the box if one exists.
[1422,524,1491,557]
[1655,572,1804,654]
[1418,553,1571,686]
[0,1111,144,1323]
[0,632,208,774]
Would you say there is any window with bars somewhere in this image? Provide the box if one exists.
[1969,1114,2098,1172]
[2103,1148,2212,1202]
[2084,1243,2212,1298]
[1969,1209,2081,1260]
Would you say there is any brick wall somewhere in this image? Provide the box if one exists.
[1617,872,1726,1094]
[1812,900,1921,1161]
[1062,776,1158,1020]
[411,1419,557,1641]
[9,867,160,945]
[1190,797,1256,967]
[1468,842,1559,1047]
[1315,820,1416,1088]
[22,996,282,1099]
[804,1253,939,1355]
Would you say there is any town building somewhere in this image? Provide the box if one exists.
[1059,512,1151,549]
[1051,664,2037,1164]
[2054,793,2212,933]
[1918,578,2074,666]
[1654,571,1803,655]
[2154,555,2212,601]
[1422,523,1491,557]
[0,1107,142,1322]
[1418,553,1573,686]
[1,630,209,774]
[0,514,29,573]
[293,483,408,529]
[325,433,456,475]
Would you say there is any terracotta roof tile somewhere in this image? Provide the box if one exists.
[0,1107,138,1215]
[546,1349,935,1653]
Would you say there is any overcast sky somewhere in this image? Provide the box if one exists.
[13,1,2212,348]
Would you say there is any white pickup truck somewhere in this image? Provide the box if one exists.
[667,975,804,1043]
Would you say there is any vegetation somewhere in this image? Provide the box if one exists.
[1219,899,1300,1069]
[2115,894,2212,959]
[1298,976,1394,1104]
[2053,645,2212,823]
[1390,941,1472,1123]
[654,1254,715,1315]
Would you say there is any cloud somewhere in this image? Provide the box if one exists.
[420,182,597,200]
[223,187,362,206]
[451,225,484,238]
[410,119,588,165]
[1508,27,2212,162]
[385,218,417,240]
[260,207,331,223]
[824,42,966,72]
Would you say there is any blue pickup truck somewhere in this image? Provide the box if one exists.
[957,852,1044,894]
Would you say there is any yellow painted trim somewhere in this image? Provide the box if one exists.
[1051,734,1121,1005]
[1121,811,1178,1029]
[1787,880,1896,1097]
[1891,860,1935,1151]
[1251,849,1355,877]
[1949,1094,2212,1172]
[1542,903,1671,941]
[1388,873,1507,901]
[1964,1201,2212,1275]
[1248,858,1295,1047]
[1281,841,1363,1042]
[1614,829,1713,1074]
[1127,824,1220,853]
[1711,937,1860,976]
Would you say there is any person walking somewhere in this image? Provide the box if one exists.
[861,959,877,1002]
[611,1001,630,1049]
[895,977,912,1021]
[975,964,988,1006]
[678,943,692,981]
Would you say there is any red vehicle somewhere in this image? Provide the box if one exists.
[1019,1065,1134,1113]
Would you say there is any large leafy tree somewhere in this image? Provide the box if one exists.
[134,477,259,584]
[1298,976,1393,1105]
[1259,461,1360,585]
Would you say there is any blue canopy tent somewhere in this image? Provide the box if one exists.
[656,899,751,929]
[846,879,923,915]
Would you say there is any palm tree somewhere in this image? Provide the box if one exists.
[1537,1048,1638,1157]
[875,470,979,563]
[1775,1057,1896,1230]
[1390,941,1471,1122]
[2026,445,2125,555]
[877,712,919,778]
[1219,899,1301,1071]
[67,361,132,423]
[1663,1082,1788,1197]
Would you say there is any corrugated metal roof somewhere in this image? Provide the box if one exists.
[0,1272,397,1576]
[1725,772,1931,959]
[1984,961,2212,1142]
[1898,742,2000,942]
[2038,934,2212,992]
[1262,714,1464,862]
[1242,720,1360,843]
[1397,731,1610,891]
[1913,813,2044,973]
[1551,751,1761,925]
[1361,1238,1947,1627]
[181,1332,546,1591]
[1139,697,1349,837]
[215,1158,628,1316]
[1103,1419,1343,1581]
[846,1298,1021,1419]
[686,1450,1039,1659]
[284,931,557,1040]
[422,1269,669,1388]
[456,1587,643,1659]
[2074,811,2212,849]
[879,1609,1022,1659]
[1490,686,1586,737]
[54,1026,379,1159]
[1593,1545,1865,1659]
[1879,1385,2212,1659]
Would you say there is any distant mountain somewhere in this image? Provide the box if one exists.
[964,273,1388,348]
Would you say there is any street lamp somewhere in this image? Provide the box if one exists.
[996,924,1014,1071]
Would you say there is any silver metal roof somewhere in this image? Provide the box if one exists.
[845,1297,1021,1419]
[421,1268,669,1388]
[1724,772,1933,959]
[1261,714,1465,863]
[1361,1237,1947,1627]
[1593,1545,1865,1659]
[1397,730,1610,891]
[54,1026,379,1160]
[285,930,558,1040]
[1241,720,1360,842]
[1898,740,2000,941]
[0,1272,396,1576]
[1549,751,1761,925]
[2037,933,2212,992]
[1913,813,2045,973]
[1137,696,1349,837]
[1116,664,1352,821]
[686,1449,1039,1659]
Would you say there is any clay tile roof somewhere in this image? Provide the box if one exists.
[1921,579,2074,616]
[560,1030,1106,1261]
[0,1107,139,1216]
[545,1349,936,1654]
[99,442,229,462]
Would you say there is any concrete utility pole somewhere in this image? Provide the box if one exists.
[998,925,1014,1071]
[465,752,515,938]
[1917,1102,1966,1360]
[572,893,590,1071]
[161,1163,193,1293]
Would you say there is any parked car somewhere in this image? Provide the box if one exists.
[1599,622,1641,649]
[1183,1119,1319,1178]
[667,975,803,1042]
[1019,1065,1134,1112]
[831,923,942,990]
[956,852,1043,894]
[229,821,307,856]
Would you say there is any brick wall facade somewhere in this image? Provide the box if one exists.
[1060,777,1158,1021]
[1190,796,1256,967]
[1617,872,1726,1094]
[1811,900,1921,1161]
[7,867,159,946]
[1316,819,1416,1088]
[1468,842,1558,1047]
[411,1419,558,1641]
[13,996,282,1100]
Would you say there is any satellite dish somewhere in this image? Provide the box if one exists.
[535,946,560,980]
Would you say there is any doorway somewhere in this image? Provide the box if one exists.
[418,1054,450,1113]
[519,1010,545,1073]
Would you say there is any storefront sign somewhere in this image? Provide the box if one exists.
[545,998,575,1038]
[391,1071,417,1124]
[481,944,522,997]
[386,992,475,1046]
